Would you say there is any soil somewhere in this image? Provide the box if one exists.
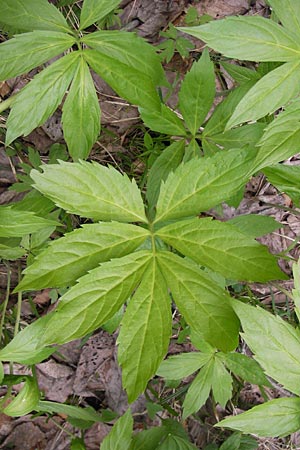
[0,1,300,449]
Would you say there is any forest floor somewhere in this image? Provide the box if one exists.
[0,0,300,449]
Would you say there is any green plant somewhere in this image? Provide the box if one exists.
[0,148,286,407]
[0,0,165,160]
[157,23,194,63]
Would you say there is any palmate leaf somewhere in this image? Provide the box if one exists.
[16,222,149,291]
[62,56,101,160]
[0,206,58,238]
[254,98,300,170]
[0,31,75,81]
[31,160,147,223]
[157,218,285,282]
[218,397,300,437]
[269,0,300,35]
[118,257,171,402]
[226,60,300,129]
[178,49,215,135]
[79,0,121,30]
[0,0,71,33]
[179,17,300,62]
[232,300,300,396]
[154,147,256,223]
[6,52,79,146]
[101,409,133,450]
[82,30,166,86]
[157,252,239,351]
[40,251,152,346]
[83,49,161,112]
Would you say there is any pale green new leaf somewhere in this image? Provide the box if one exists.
[3,376,40,417]
[227,60,300,129]
[84,49,161,112]
[292,260,300,322]
[157,252,239,351]
[0,314,55,364]
[218,397,300,437]
[182,360,214,419]
[254,99,300,170]
[62,56,100,160]
[269,0,300,35]
[147,140,185,208]
[101,409,133,450]
[118,257,171,402]
[0,206,58,238]
[6,52,79,145]
[40,251,151,346]
[178,49,215,135]
[0,0,71,33]
[232,300,300,395]
[157,352,212,380]
[31,160,147,223]
[211,356,232,407]
[16,222,149,291]
[179,17,300,62]
[263,164,300,205]
[140,104,187,136]
[157,218,285,282]
[0,31,75,81]
[80,0,121,30]
[223,352,270,386]
[154,147,256,223]
[82,30,166,86]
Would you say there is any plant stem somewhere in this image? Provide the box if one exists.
[0,94,17,114]
[13,261,22,337]
[0,261,11,345]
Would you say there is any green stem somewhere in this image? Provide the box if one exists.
[0,94,17,114]
[13,261,22,337]
[0,261,11,345]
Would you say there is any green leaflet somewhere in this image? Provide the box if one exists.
[226,60,300,129]
[0,314,55,364]
[231,300,300,396]
[178,17,300,62]
[223,353,270,386]
[82,30,166,86]
[38,400,104,423]
[157,435,197,450]
[15,222,150,291]
[157,218,285,282]
[31,160,147,223]
[101,409,133,450]
[62,56,101,160]
[118,257,172,402]
[209,123,265,150]
[183,139,200,161]
[157,352,212,380]
[83,49,161,112]
[220,61,261,84]
[146,140,185,209]
[269,0,300,35]
[254,98,300,170]
[140,104,187,136]
[154,147,256,223]
[182,359,214,419]
[3,376,40,417]
[80,0,121,30]
[0,31,75,81]
[227,214,281,238]
[40,251,152,345]
[157,252,239,351]
[0,0,71,33]
[0,206,58,238]
[178,48,215,135]
[292,260,300,322]
[263,164,300,205]
[211,356,232,407]
[218,397,300,437]
[6,52,79,145]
